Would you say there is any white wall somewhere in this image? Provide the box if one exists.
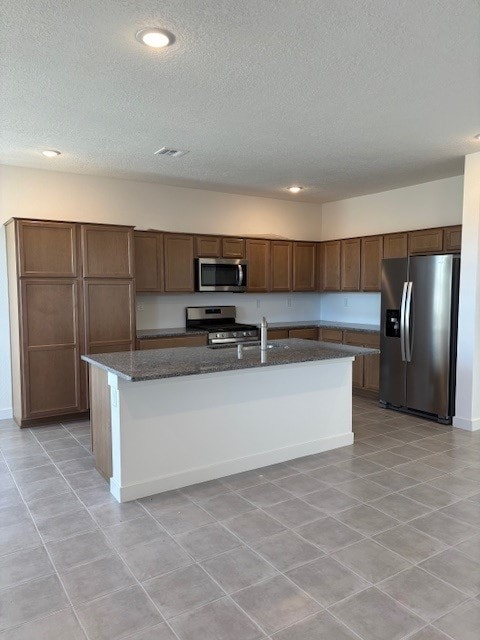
[319,293,381,325]
[454,153,480,431]
[137,293,321,329]
[321,176,463,240]
[0,165,323,418]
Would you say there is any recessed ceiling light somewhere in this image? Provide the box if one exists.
[288,186,303,194]
[41,149,61,157]
[474,133,480,140]
[136,28,173,48]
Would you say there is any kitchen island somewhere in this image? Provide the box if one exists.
[83,339,379,502]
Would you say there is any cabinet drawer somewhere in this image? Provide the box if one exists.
[319,328,343,343]
[137,335,207,350]
[289,328,318,340]
[343,331,380,348]
[267,329,289,340]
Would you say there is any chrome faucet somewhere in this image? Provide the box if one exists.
[260,316,268,353]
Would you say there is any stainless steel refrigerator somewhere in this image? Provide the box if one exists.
[380,254,460,424]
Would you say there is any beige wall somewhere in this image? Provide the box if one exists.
[321,175,463,240]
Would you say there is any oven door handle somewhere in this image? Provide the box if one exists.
[237,264,244,287]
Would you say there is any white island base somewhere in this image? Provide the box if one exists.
[104,357,354,502]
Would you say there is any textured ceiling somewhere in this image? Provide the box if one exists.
[1,1,479,203]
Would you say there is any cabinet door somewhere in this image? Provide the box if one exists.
[134,232,163,292]
[270,241,293,292]
[319,328,343,343]
[341,238,361,291]
[267,329,289,340]
[163,234,195,292]
[289,328,318,340]
[293,242,316,291]
[246,239,270,292]
[444,226,462,253]
[320,241,341,291]
[408,228,443,255]
[20,279,82,418]
[352,355,364,388]
[81,225,134,278]
[363,354,380,392]
[383,233,408,259]
[361,236,383,291]
[195,236,222,257]
[222,237,245,258]
[17,220,78,277]
[137,335,207,349]
[84,280,135,353]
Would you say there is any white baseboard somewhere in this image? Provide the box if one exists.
[452,416,480,432]
[0,407,13,420]
[112,432,354,503]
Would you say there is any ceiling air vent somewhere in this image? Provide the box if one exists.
[154,147,189,158]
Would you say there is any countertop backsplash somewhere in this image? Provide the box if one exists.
[136,291,381,330]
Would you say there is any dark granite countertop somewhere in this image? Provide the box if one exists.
[137,328,207,339]
[268,320,380,333]
[82,339,379,382]
[137,320,380,340]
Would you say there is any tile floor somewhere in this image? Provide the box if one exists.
[0,397,480,639]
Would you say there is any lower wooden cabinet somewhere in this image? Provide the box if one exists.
[289,327,318,340]
[267,329,289,340]
[319,328,343,343]
[343,330,381,393]
[137,335,207,349]
[19,279,83,419]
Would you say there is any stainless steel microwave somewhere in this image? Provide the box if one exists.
[195,258,248,292]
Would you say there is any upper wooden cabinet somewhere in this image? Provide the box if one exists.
[383,233,408,259]
[320,241,341,291]
[341,238,361,291]
[246,239,270,292]
[361,235,383,292]
[222,237,245,258]
[81,225,134,278]
[164,234,195,293]
[293,242,316,291]
[195,235,222,258]
[17,220,78,278]
[134,232,163,293]
[408,228,444,255]
[270,241,293,292]
[444,226,462,253]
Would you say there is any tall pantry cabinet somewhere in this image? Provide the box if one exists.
[5,219,135,427]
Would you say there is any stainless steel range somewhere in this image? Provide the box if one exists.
[186,306,259,346]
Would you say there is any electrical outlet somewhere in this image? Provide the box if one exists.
[343,298,348,308]
[287,297,292,308]
[256,299,261,309]
[136,304,144,312]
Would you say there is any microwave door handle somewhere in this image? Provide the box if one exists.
[237,264,244,286]
[400,281,408,362]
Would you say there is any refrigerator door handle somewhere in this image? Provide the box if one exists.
[400,281,408,362]
[405,281,413,362]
